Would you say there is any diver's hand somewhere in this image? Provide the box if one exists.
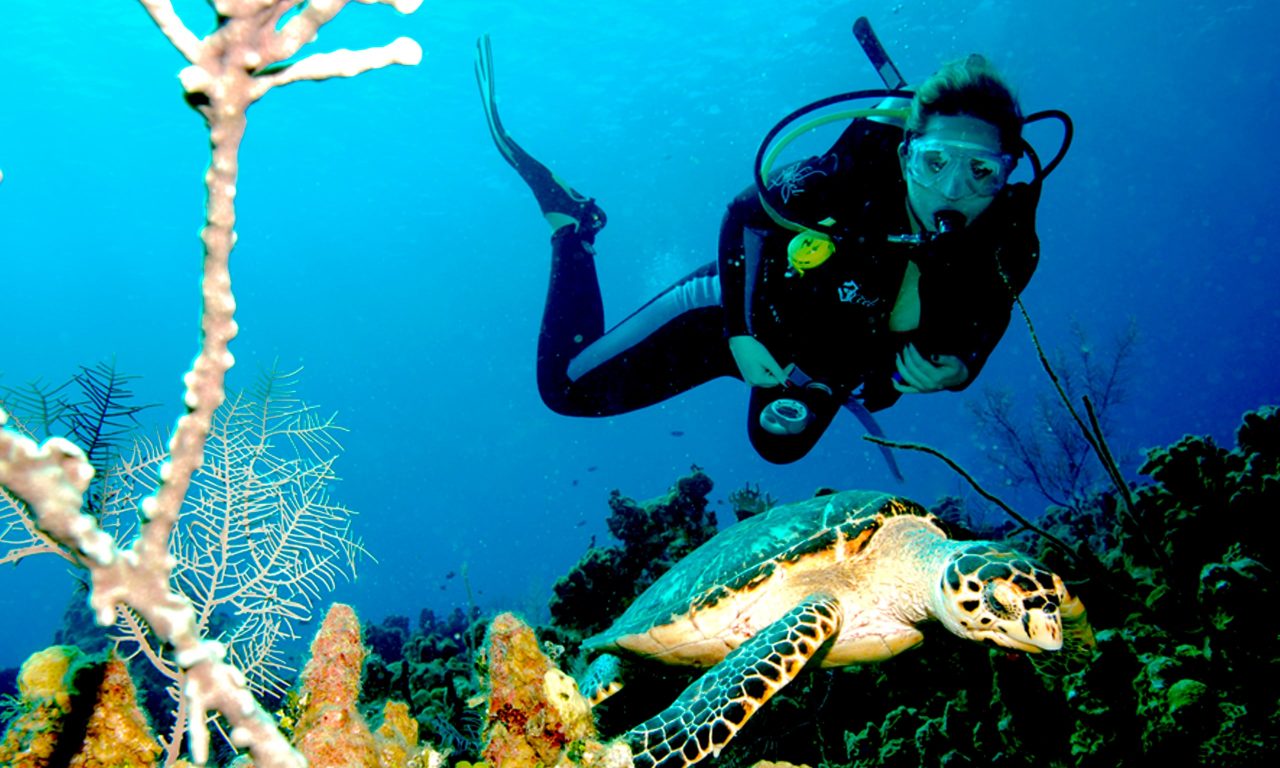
[729,335,788,388]
[892,343,968,394]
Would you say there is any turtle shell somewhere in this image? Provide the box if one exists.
[583,490,941,664]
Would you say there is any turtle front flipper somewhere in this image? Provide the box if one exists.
[623,593,842,768]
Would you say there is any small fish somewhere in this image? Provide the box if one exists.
[575,519,586,527]
[586,465,599,472]
[572,479,579,486]
[670,430,685,437]
[445,571,456,580]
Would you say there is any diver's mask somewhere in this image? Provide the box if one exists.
[904,139,1013,199]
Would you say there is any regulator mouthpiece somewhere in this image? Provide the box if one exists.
[935,211,965,233]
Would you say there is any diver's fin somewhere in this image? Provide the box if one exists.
[843,396,906,482]
[473,34,607,238]
[475,34,512,164]
[853,17,908,90]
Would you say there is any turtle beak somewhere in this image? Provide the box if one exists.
[976,627,1048,654]
[973,608,1064,654]
[1020,609,1064,652]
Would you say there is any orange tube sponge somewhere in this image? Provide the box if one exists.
[481,613,608,768]
[71,655,162,767]
[293,603,377,768]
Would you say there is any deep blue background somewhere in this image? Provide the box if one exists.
[1,0,1277,668]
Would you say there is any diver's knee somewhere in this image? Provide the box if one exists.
[538,381,597,417]
[538,387,577,416]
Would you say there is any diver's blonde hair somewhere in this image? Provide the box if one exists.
[906,54,1022,152]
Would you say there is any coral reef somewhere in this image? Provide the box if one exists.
[72,654,164,768]
[0,602,458,768]
[0,646,87,767]
[294,604,378,768]
[354,470,724,765]
[4,364,368,765]
[4,405,1268,767]
[504,406,1278,767]
[269,602,445,768]
[727,482,777,521]
[360,607,486,761]
[720,406,1280,767]
[1039,406,1280,766]
[549,467,719,639]
[0,647,161,767]
[373,701,429,768]
[479,613,626,768]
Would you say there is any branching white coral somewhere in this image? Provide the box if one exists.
[110,368,368,763]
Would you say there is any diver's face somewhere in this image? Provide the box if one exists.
[900,115,1010,231]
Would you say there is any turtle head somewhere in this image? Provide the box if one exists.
[933,543,1071,653]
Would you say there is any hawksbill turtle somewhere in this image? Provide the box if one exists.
[579,490,1094,768]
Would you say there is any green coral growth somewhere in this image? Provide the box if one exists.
[847,406,1280,768]
[549,467,718,640]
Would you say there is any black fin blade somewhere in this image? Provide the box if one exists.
[853,17,908,90]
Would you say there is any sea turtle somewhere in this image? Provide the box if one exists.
[580,490,1094,768]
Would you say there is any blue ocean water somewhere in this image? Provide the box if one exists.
[0,0,1276,672]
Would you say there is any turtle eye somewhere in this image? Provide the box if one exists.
[983,581,1020,619]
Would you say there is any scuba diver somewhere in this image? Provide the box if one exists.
[475,22,1069,466]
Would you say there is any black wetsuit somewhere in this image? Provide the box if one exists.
[537,118,1040,463]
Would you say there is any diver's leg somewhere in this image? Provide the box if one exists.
[539,263,737,416]
[746,383,842,464]
[481,34,722,414]
[537,227,607,404]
